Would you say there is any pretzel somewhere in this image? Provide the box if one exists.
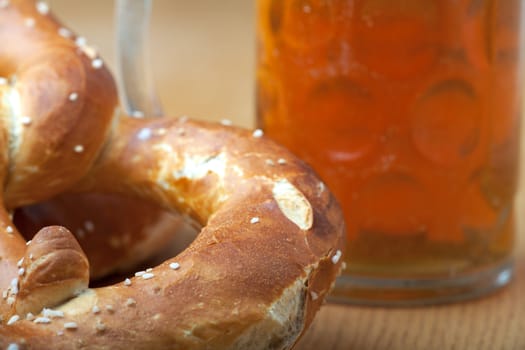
[14,192,187,280]
[0,1,345,349]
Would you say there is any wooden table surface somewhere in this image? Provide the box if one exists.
[53,1,525,349]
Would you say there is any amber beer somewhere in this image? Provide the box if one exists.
[256,0,524,304]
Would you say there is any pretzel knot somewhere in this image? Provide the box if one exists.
[0,1,345,349]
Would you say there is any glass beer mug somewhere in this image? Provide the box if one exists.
[256,0,525,304]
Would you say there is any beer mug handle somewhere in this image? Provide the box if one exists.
[115,0,163,118]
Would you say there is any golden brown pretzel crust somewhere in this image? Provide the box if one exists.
[0,1,346,349]
[14,193,186,280]
[0,0,117,300]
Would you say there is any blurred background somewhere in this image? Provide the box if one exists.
[51,0,256,128]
